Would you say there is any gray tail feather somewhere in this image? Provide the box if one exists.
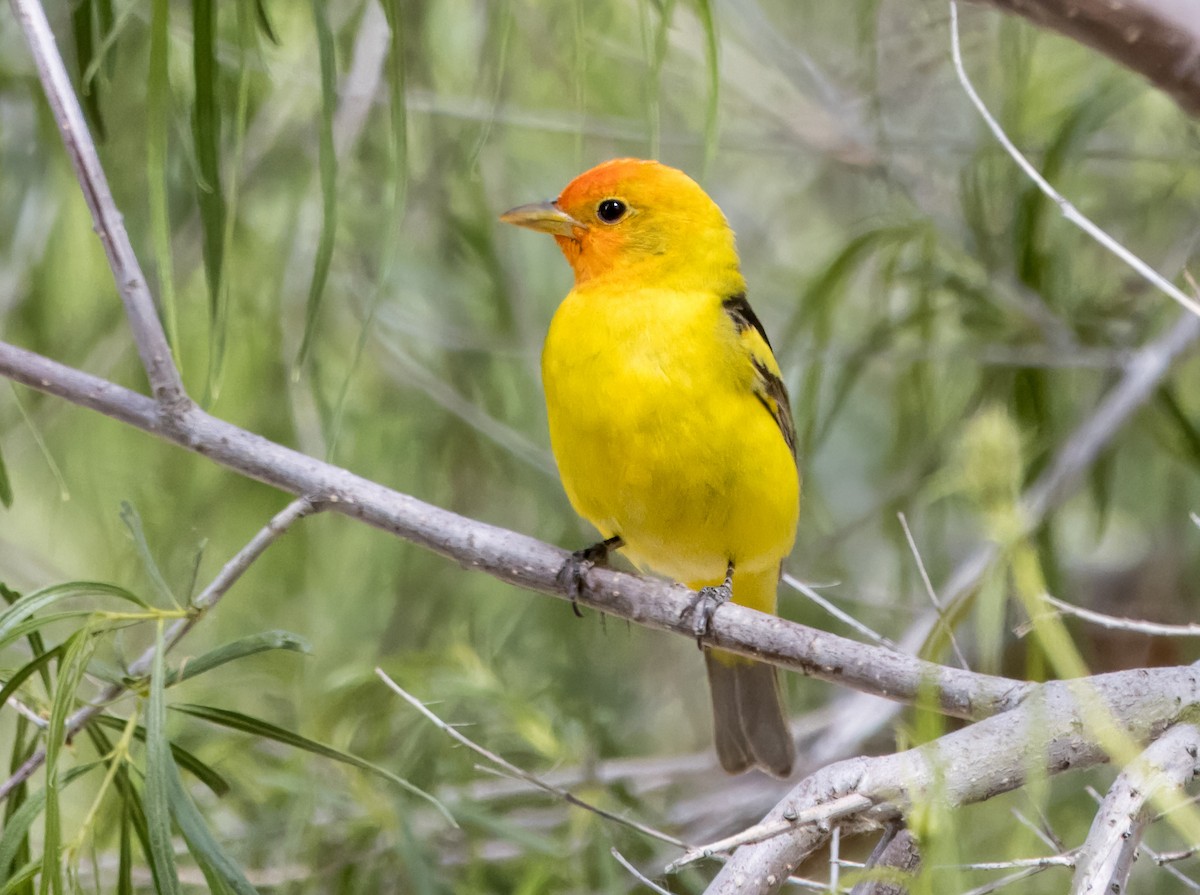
[704,652,795,778]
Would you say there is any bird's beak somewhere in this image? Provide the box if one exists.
[499,201,587,238]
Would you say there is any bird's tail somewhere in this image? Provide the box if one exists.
[704,650,794,777]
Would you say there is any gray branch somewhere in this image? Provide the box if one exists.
[964,0,1200,118]
[1070,722,1200,895]
[849,826,921,895]
[9,0,187,408]
[0,337,1029,726]
[706,668,1200,894]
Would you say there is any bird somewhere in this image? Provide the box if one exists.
[500,158,799,777]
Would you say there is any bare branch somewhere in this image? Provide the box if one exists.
[375,669,686,849]
[1043,593,1200,637]
[850,826,922,895]
[668,793,873,873]
[951,1,1200,321]
[0,496,318,801]
[808,310,1200,770]
[0,338,1032,726]
[8,0,187,408]
[963,0,1200,118]
[1071,723,1200,895]
[706,667,1200,894]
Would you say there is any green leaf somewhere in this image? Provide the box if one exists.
[192,0,228,397]
[293,0,339,376]
[253,0,280,45]
[40,629,99,895]
[173,629,311,684]
[0,647,63,716]
[83,726,158,892]
[166,749,258,894]
[147,0,180,361]
[0,860,38,895]
[0,440,12,508]
[0,582,147,654]
[118,801,134,895]
[1155,385,1200,468]
[173,703,455,825]
[0,764,99,882]
[119,502,178,607]
[70,0,107,141]
[144,623,182,895]
[92,715,231,798]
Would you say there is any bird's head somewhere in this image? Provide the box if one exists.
[500,158,744,291]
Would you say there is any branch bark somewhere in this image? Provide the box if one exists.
[964,0,1200,118]
[705,667,1200,894]
[9,0,186,408]
[1070,722,1200,895]
[0,337,1030,732]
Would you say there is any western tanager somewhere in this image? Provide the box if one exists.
[501,158,799,777]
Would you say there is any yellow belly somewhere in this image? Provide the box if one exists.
[542,286,799,597]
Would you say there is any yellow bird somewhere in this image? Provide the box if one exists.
[501,158,799,777]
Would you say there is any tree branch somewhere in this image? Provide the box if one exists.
[0,337,1030,726]
[9,0,187,408]
[706,667,1200,894]
[1070,722,1200,895]
[964,0,1200,118]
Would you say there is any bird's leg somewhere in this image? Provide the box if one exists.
[686,560,735,649]
[557,535,624,616]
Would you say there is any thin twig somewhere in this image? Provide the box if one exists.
[949,0,1200,321]
[374,669,686,849]
[1042,593,1200,637]
[611,848,676,895]
[1156,846,1200,866]
[8,0,187,407]
[897,512,968,668]
[0,496,318,802]
[667,793,873,873]
[781,575,897,650]
[940,855,1074,871]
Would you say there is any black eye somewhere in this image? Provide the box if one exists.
[596,198,627,223]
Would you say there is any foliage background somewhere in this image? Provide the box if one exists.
[0,0,1199,891]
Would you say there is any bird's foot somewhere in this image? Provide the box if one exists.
[556,536,624,617]
[684,563,735,649]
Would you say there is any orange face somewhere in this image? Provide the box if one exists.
[500,158,739,289]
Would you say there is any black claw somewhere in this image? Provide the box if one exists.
[557,536,623,616]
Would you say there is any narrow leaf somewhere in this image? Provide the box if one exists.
[40,629,99,895]
[173,630,311,684]
[0,647,63,713]
[173,703,454,823]
[0,440,12,507]
[93,715,231,797]
[253,0,280,44]
[147,0,180,360]
[0,765,99,879]
[166,750,258,894]
[144,623,182,895]
[70,0,106,140]
[0,582,147,652]
[293,0,339,375]
[192,0,228,395]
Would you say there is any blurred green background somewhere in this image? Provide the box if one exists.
[1,0,1199,891]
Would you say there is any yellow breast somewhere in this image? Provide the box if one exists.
[541,284,799,586]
